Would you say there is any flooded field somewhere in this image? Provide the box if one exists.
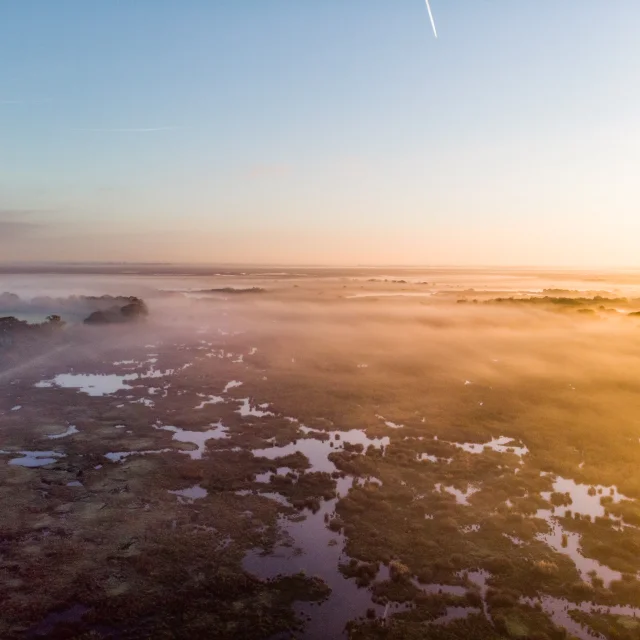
[2,266,640,639]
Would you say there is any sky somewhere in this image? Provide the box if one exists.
[1,0,639,266]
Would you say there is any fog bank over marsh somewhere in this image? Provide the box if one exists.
[2,267,640,639]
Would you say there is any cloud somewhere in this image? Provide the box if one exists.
[0,209,54,217]
[0,209,54,241]
[0,98,51,105]
[75,126,182,133]
[0,220,43,240]
[247,164,293,179]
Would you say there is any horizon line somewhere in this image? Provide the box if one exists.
[1,260,640,272]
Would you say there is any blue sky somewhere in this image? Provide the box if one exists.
[1,1,639,265]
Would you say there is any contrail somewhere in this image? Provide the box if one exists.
[425,0,438,38]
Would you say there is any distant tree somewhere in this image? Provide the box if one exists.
[46,314,65,327]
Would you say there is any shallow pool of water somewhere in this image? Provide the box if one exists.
[35,373,137,396]
[47,425,79,439]
[435,483,480,506]
[243,479,388,639]
[541,476,628,520]
[194,394,224,409]
[223,380,243,393]
[522,595,640,640]
[169,484,208,503]
[447,436,529,457]
[237,398,274,418]
[0,450,66,467]
[154,421,229,459]
[105,449,171,462]
[252,429,389,475]
[255,467,294,484]
[535,509,622,586]
[27,603,90,637]
[375,414,404,429]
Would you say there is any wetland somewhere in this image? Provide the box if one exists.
[2,266,640,639]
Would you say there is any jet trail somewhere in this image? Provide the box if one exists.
[425,0,438,38]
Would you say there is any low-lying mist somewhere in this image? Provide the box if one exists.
[3,269,640,639]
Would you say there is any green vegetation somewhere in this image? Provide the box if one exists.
[487,295,628,306]
[569,610,640,640]
[602,497,640,526]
